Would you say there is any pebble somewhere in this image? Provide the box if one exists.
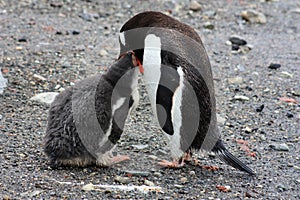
[228,76,243,84]
[82,183,95,191]
[189,171,196,176]
[280,71,293,78]
[99,49,108,57]
[0,68,8,94]
[203,22,214,30]
[256,104,265,112]
[233,95,249,101]
[16,46,23,50]
[148,155,158,160]
[286,112,293,118]
[268,63,281,69]
[125,170,150,177]
[269,143,290,151]
[189,0,202,11]
[30,92,59,105]
[229,35,247,46]
[131,144,149,150]
[114,175,130,184]
[144,179,155,186]
[18,38,27,42]
[153,172,163,177]
[241,10,267,24]
[180,177,188,183]
[244,126,252,133]
[33,74,47,81]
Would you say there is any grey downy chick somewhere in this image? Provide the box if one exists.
[44,52,142,167]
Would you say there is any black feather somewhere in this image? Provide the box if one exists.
[212,139,255,175]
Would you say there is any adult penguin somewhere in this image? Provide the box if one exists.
[44,52,143,167]
[119,11,254,175]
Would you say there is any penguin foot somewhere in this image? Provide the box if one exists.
[158,159,185,168]
[110,155,130,165]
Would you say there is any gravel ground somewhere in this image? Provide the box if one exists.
[0,0,299,199]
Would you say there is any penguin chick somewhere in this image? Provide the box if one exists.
[44,52,142,168]
[119,11,255,175]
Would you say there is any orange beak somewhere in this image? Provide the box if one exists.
[136,58,144,75]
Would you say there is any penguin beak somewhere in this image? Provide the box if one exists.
[136,60,144,75]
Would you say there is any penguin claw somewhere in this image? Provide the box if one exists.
[158,159,185,168]
[110,155,130,165]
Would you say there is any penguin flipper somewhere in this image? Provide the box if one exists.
[212,139,255,175]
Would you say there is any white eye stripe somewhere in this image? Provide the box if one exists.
[119,32,126,46]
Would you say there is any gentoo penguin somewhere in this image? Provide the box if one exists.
[119,11,254,175]
[44,52,142,167]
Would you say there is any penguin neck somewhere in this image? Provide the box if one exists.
[104,62,133,88]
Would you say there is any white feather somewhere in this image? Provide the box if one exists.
[169,67,185,158]
[119,32,126,46]
[143,34,162,118]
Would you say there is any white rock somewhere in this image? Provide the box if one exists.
[33,74,47,81]
[0,68,8,94]
[99,49,108,57]
[144,180,155,187]
[189,0,202,11]
[228,76,243,84]
[280,71,293,78]
[233,95,250,101]
[30,92,59,105]
[241,10,267,24]
[82,183,95,191]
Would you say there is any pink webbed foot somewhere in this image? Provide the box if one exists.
[110,155,130,165]
[158,159,185,168]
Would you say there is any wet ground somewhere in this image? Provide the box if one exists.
[0,0,299,199]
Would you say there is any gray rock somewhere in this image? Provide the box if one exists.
[241,10,267,24]
[228,76,244,84]
[114,175,130,184]
[189,0,202,11]
[229,35,247,46]
[203,22,214,30]
[30,92,59,105]
[270,143,290,151]
[124,170,150,177]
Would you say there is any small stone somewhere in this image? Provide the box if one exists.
[286,112,294,118]
[148,155,158,160]
[189,0,202,11]
[3,195,10,200]
[114,175,130,184]
[33,74,47,81]
[268,63,281,69]
[241,10,267,24]
[50,2,63,8]
[18,38,27,42]
[174,184,184,188]
[228,76,243,84]
[99,49,108,57]
[189,171,196,176]
[256,104,264,112]
[291,8,300,14]
[269,143,290,151]
[30,92,59,105]
[280,71,293,78]
[180,177,188,183]
[144,180,155,186]
[203,22,214,30]
[233,95,249,101]
[82,183,95,191]
[295,179,300,184]
[125,170,150,177]
[244,126,252,133]
[131,144,148,150]
[229,35,247,46]
[72,30,80,35]
[154,172,162,177]
[16,46,23,50]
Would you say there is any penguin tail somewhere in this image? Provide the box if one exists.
[212,139,255,175]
